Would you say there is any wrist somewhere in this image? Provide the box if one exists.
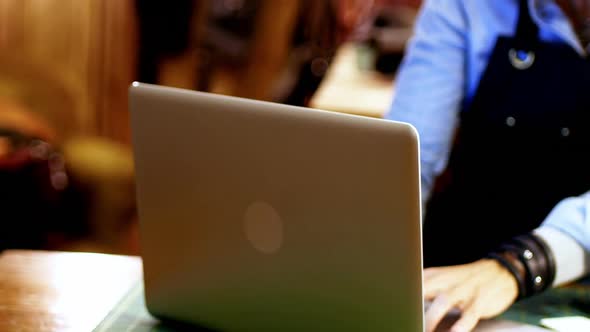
[487,233,556,300]
[486,252,526,299]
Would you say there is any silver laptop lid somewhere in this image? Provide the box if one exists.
[130,83,423,332]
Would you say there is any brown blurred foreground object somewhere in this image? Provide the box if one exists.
[0,250,141,332]
[62,137,136,253]
[0,0,138,252]
[0,95,136,253]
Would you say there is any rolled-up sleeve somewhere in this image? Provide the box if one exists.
[535,192,590,286]
[386,0,468,203]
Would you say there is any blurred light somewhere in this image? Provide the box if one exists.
[50,171,68,191]
[506,116,516,127]
[29,140,50,160]
[561,127,570,137]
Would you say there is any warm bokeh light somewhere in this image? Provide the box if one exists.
[0,0,420,254]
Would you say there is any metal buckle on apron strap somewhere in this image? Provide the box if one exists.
[509,48,536,70]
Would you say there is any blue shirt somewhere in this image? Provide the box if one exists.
[387,0,590,260]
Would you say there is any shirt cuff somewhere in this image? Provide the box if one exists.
[534,226,590,286]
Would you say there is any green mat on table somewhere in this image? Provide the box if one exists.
[95,279,590,331]
[500,278,590,326]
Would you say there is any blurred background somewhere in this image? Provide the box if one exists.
[0,0,421,255]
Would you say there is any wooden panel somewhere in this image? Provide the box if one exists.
[0,0,137,143]
[98,0,137,143]
[0,250,141,332]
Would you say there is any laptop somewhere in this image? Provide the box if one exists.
[129,82,423,331]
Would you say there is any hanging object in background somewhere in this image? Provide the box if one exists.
[135,0,199,85]
[358,1,418,75]
[135,0,376,106]
[274,0,375,106]
[135,0,261,91]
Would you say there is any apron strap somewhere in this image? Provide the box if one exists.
[515,0,540,51]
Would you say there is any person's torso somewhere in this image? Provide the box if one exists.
[423,0,590,267]
[460,0,587,105]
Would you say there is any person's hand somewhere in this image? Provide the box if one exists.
[424,259,519,332]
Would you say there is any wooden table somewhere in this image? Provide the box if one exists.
[0,250,562,332]
[0,250,141,332]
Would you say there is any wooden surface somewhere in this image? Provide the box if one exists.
[0,250,562,332]
[310,43,395,118]
[0,250,142,332]
[0,0,137,143]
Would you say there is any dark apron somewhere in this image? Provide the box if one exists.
[422,0,590,267]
